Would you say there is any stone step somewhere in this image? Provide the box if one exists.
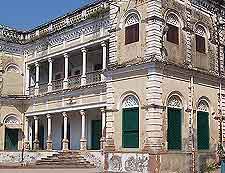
[36,160,91,164]
[34,151,96,169]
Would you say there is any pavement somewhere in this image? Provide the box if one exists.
[0,168,99,173]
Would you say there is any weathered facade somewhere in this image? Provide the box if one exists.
[0,0,224,172]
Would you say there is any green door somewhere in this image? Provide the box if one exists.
[167,108,182,150]
[197,111,209,150]
[91,120,102,150]
[5,128,18,151]
[122,107,139,148]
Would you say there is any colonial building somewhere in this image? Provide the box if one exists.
[0,0,224,172]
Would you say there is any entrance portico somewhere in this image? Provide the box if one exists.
[25,107,106,151]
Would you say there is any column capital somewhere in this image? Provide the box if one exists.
[35,62,39,67]
[26,64,31,70]
[100,107,106,113]
[101,41,107,47]
[64,52,69,58]
[34,116,38,120]
[62,112,68,118]
[48,58,53,63]
[80,110,86,116]
[81,47,87,53]
[46,114,51,119]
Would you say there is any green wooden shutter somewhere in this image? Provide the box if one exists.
[197,111,209,150]
[122,107,139,148]
[167,108,182,150]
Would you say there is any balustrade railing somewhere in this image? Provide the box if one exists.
[86,70,102,84]
[68,75,81,88]
[29,86,35,96]
[52,79,63,91]
[39,83,48,94]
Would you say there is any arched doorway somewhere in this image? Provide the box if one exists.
[197,100,209,150]
[4,115,21,151]
[122,95,139,148]
[167,95,182,150]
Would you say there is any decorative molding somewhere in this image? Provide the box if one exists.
[168,96,182,108]
[197,100,209,112]
[122,95,139,109]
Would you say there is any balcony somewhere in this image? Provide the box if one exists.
[26,42,107,96]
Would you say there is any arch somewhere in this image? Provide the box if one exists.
[122,95,139,109]
[166,12,180,27]
[195,24,206,37]
[125,13,140,27]
[5,64,20,74]
[167,95,182,109]
[197,100,209,112]
[3,114,20,125]
[164,9,183,28]
[120,9,141,28]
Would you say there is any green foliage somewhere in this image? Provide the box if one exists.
[203,161,218,173]
[86,7,110,20]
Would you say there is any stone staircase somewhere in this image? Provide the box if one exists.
[31,151,96,168]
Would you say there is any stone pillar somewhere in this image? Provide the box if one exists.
[24,116,30,150]
[62,112,69,151]
[25,64,30,95]
[101,41,107,81]
[63,53,69,89]
[46,114,52,150]
[100,108,106,150]
[33,116,39,150]
[48,58,53,92]
[80,110,87,150]
[81,48,87,86]
[35,62,40,96]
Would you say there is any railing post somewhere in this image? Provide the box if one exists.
[81,48,87,86]
[48,58,53,92]
[34,62,39,96]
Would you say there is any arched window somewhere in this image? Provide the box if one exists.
[167,95,182,150]
[197,100,209,150]
[195,25,206,53]
[166,13,180,45]
[125,13,139,45]
[122,95,139,148]
[5,64,20,74]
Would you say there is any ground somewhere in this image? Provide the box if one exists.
[0,169,99,173]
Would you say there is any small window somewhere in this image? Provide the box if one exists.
[196,35,206,53]
[167,24,179,44]
[125,23,139,45]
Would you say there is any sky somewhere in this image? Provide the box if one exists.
[0,0,94,30]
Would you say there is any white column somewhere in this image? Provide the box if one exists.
[80,110,87,150]
[46,114,52,150]
[101,41,107,70]
[62,112,69,151]
[63,53,69,89]
[81,48,87,86]
[25,64,30,95]
[100,108,106,150]
[33,116,39,150]
[101,42,107,81]
[35,62,39,96]
[48,58,53,92]
[24,116,30,150]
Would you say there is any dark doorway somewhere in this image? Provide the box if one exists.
[91,120,102,150]
[5,128,19,151]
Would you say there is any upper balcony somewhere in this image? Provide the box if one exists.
[26,41,108,97]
